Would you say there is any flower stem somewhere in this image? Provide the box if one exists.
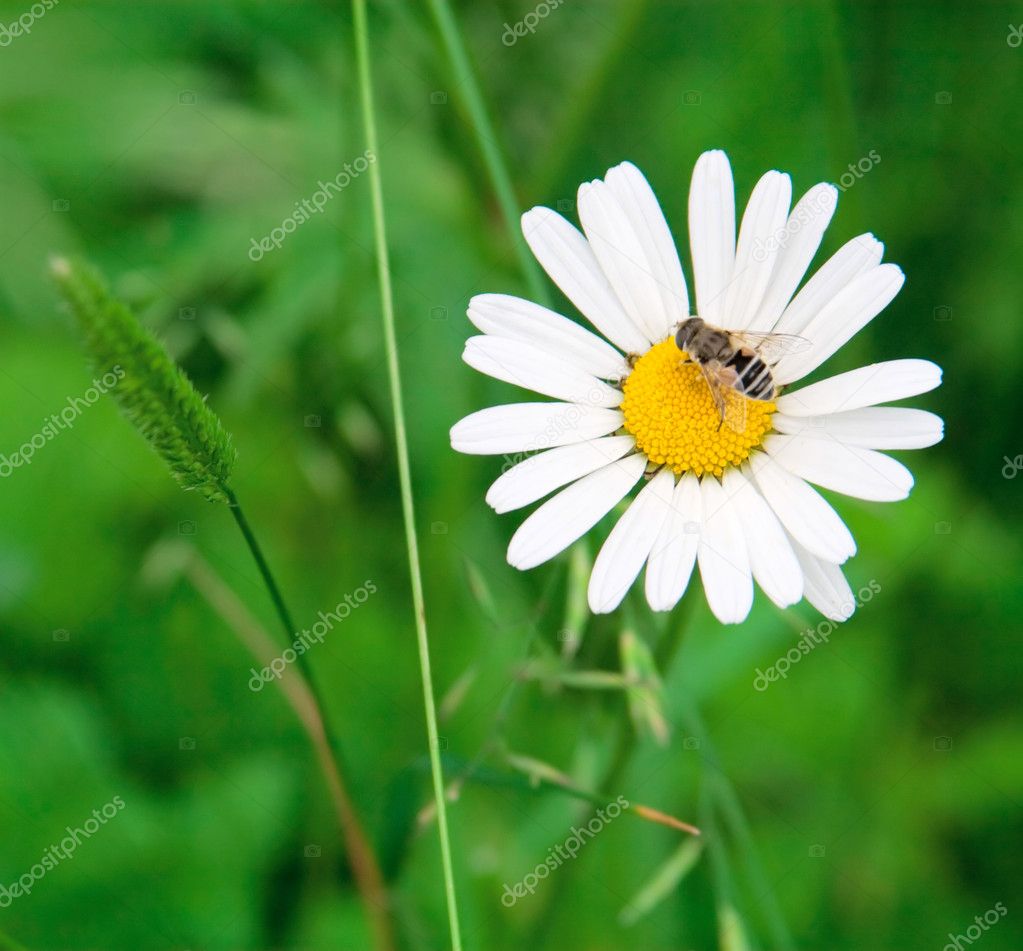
[680,700,795,951]
[424,0,550,307]
[225,488,395,951]
[351,3,463,949]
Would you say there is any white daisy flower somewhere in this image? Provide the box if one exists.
[450,151,943,624]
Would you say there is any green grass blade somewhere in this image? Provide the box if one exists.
[424,0,550,306]
[351,2,463,949]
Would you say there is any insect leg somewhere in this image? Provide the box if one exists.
[696,363,728,430]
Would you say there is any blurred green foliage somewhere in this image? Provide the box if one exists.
[0,1,1020,948]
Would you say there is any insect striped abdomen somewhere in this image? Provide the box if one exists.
[726,350,775,401]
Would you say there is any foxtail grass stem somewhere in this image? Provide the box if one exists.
[224,490,394,951]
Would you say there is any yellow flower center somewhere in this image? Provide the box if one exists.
[620,338,775,478]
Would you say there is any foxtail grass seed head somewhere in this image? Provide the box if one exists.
[50,256,236,503]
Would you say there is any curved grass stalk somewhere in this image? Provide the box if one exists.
[184,550,394,950]
[52,256,392,948]
[351,2,463,948]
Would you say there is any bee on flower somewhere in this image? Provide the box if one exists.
[451,151,942,623]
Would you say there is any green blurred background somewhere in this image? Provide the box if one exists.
[1,0,1020,948]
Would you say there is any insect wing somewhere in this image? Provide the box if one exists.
[690,360,748,433]
[728,330,812,364]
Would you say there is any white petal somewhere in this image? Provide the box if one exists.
[521,207,650,354]
[463,336,622,407]
[747,183,838,332]
[724,171,792,331]
[772,233,884,337]
[772,407,944,450]
[697,477,753,624]
[588,468,675,613]
[774,263,905,385]
[688,150,736,326]
[721,468,802,609]
[468,294,629,381]
[789,538,856,622]
[486,435,636,513]
[577,181,666,344]
[776,359,943,415]
[507,455,647,570]
[450,403,624,455]
[644,473,702,611]
[604,162,690,333]
[765,433,914,502]
[746,453,856,563]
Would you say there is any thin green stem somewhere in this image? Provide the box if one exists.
[424,0,549,307]
[0,928,29,951]
[226,488,297,636]
[224,487,395,951]
[681,700,795,951]
[530,0,650,199]
[528,595,695,941]
[351,3,463,950]
[698,772,751,950]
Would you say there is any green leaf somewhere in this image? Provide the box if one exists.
[620,629,671,745]
[618,837,704,926]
